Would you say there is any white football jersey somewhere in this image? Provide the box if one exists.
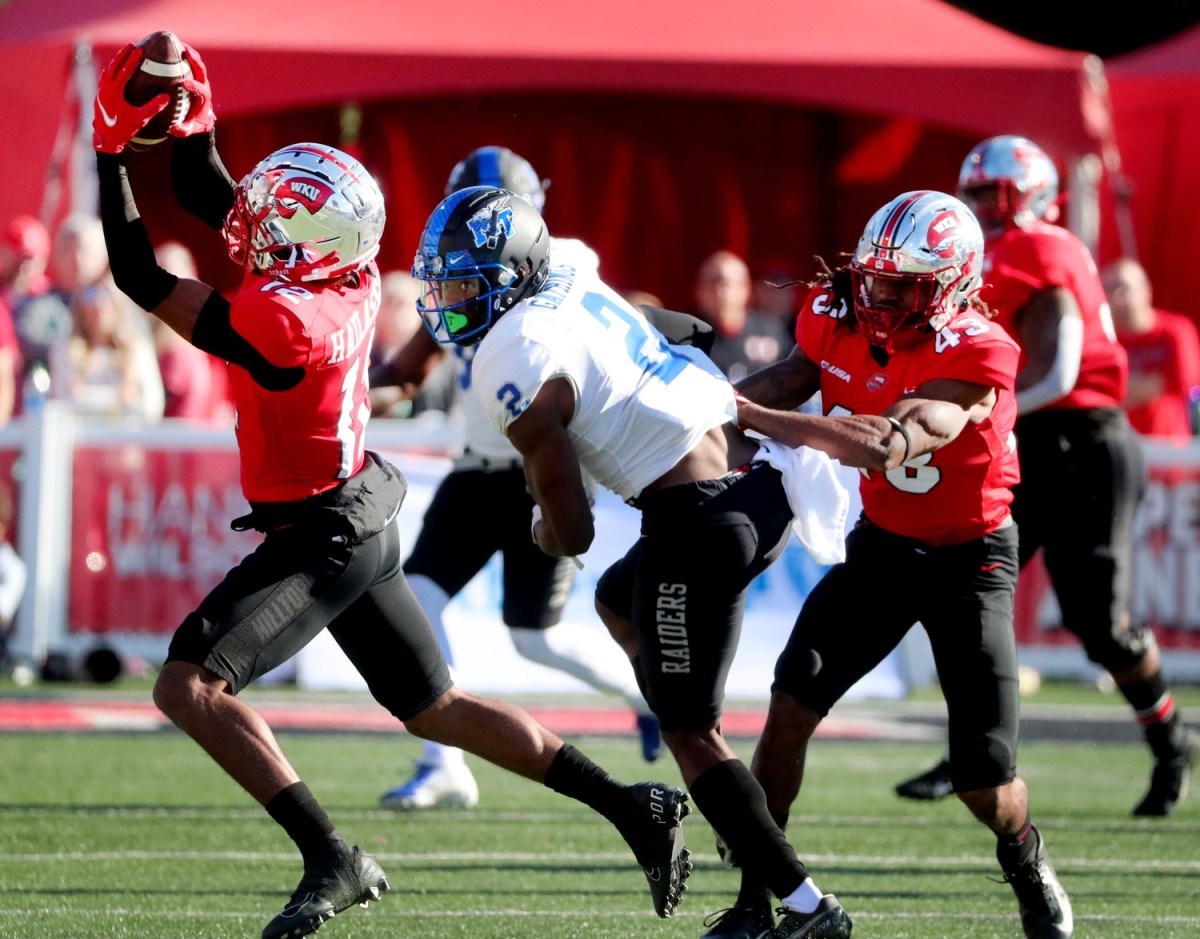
[450,237,603,461]
[471,261,736,500]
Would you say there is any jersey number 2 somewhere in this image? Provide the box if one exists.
[581,291,688,384]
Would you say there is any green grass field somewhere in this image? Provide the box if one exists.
[0,694,1197,939]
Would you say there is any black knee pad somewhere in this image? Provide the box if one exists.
[1081,620,1155,674]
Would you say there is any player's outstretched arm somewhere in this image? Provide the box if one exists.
[168,42,235,230]
[368,327,445,395]
[735,343,820,410]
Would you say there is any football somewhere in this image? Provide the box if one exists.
[123,30,192,150]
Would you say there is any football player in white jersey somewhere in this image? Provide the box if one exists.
[372,147,667,811]
[412,185,853,939]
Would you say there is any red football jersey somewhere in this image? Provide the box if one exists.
[227,264,381,503]
[796,285,1021,545]
[981,221,1127,410]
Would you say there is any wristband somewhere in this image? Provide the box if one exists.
[733,391,751,429]
[886,417,912,464]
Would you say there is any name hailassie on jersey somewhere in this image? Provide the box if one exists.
[325,275,381,365]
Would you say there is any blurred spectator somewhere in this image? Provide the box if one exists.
[752,258,803,342]
[368,270,454,418]
[1103,257,1200,439]
[0,221,29,424]
[153,241,235,423]
[13,215,106,402]
[2,215,64,410]
[49,277,164,421]
[692,250,791,382]
[0,215,52,310]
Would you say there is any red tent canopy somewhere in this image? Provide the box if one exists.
[1104,25,1200,317]
[0,0,1113,305]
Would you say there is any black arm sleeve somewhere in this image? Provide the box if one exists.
[640,305,716,356]
[169,130,236,231]
[192,292,304,392]
[96,152,179,312]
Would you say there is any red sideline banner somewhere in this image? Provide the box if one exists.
[1014,464,1200,650]
[68,447,256,633]
[63,443,1200,654]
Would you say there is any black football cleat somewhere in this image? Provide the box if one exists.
[894,758,954,801]
[262,845,390,939]
[1132,731,1195,817]
[999,830,1073,939]
[773,896,853,938]
[622,781,692,917]
[700,903,775,938]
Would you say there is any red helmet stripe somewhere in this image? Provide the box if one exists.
[877,190,930,248]
[290,144,368,187]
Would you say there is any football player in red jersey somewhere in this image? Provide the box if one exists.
[90,41,692,939]
[709,191,1072,939]
[896,136,1196,817]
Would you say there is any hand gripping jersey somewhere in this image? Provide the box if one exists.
[471,261,736,501]
[796,285,1021,545]
[227,264,381,502]
[981,221,1127,410]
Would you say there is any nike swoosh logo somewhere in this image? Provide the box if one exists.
[644,867,662,881]
[980,562,1002,571]
[98,99,119,128]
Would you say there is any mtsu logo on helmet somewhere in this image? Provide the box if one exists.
[413,186,550,347]
[467,202,516,249]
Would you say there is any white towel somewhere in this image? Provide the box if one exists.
[753,437,849,566]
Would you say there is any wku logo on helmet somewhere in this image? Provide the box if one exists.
[274,176,335,219]
[467,204,515,249]
[927,210,963,259]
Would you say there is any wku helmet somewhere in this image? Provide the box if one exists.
[850,190,984,351]
[413,186,550,346]
[223,143,385,282]
[957,135,1059,236]
[445,146,546,212]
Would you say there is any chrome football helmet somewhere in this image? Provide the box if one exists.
[445,146,546,212]
[223,143,385,282]
[957,135,1059,236]
[850,190,984,351]
[413,186,550,346]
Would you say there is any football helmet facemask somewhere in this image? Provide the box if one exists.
[850,190,984,352]
[223,143,385,282]
[412,186,550,346]
[957,135,1059,237]
[445,146,547,212]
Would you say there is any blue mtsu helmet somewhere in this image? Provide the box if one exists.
[412,186,551,346]
[445,146,546,212]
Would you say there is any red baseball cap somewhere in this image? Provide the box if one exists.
[4,215,50,260]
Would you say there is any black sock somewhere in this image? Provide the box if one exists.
[1118,670,1170,715]
[995,816,1038,868]
[543,743,630,830]
[690,759,808,900]
[1118,672,1186,759]
[265,781,342,864]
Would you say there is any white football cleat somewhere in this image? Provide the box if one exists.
[379,760,479,811]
